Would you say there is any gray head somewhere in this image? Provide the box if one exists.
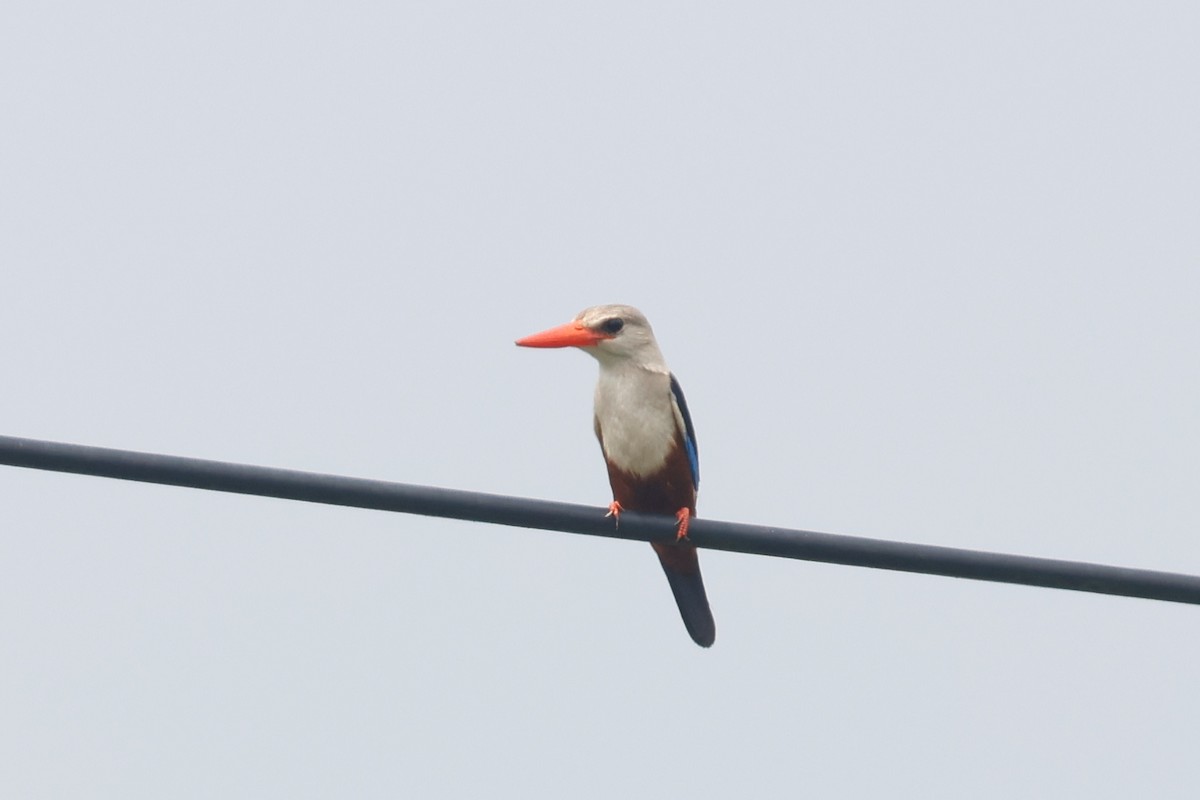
[516,303,668,370]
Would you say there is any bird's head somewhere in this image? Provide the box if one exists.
[516,304,665,368]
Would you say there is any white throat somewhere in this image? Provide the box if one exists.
[593,360,677,477]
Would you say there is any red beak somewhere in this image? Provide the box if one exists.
[515,321,606,348]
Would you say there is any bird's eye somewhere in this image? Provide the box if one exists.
[600,318,625,335]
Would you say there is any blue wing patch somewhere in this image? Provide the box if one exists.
[669,373,700,490]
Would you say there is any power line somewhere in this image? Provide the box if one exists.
[2,433,1198,606]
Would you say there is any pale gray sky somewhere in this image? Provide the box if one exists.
[3,2,1199,797]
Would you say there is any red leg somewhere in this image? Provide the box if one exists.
[606,500,623,526]
[675,507,691,541]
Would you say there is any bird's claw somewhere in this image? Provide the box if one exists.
[606,500,623,527]
[675,507,691,541]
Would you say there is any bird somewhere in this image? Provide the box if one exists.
[516,304,715,647]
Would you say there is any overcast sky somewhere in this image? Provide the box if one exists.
[3,2,1199,797]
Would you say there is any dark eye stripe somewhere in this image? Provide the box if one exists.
[601,318,624,334]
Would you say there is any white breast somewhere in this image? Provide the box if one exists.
[593,364,680,477]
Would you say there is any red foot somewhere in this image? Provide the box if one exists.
[675,507,691,541]
[606,500,624,527]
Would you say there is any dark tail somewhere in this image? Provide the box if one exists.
[651,541,716,647]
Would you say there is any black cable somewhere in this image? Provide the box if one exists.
[2,434,1197,605]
